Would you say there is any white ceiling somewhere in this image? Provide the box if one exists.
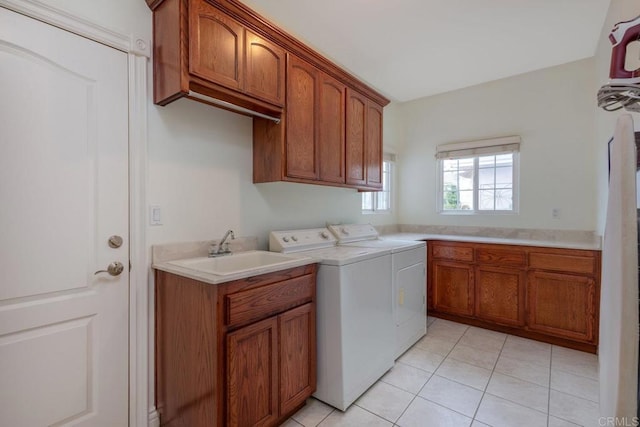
[241,0,612,102]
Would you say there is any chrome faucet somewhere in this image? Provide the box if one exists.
[209,229,235,257]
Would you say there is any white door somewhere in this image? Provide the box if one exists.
[0,8,129,426]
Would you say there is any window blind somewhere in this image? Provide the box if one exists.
[435,136,521,160]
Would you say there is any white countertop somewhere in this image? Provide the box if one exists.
[381,232,601,250]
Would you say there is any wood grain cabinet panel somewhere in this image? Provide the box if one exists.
[432,261,474,316]
[227,317,279,427]
[318,74,346,184]
[432,243,474,262]
[286,55,319,180]
[189,0,244,90]
[345,88,367,186]
[476,248,526,267]
[279,303,316,416]
[529,252,596,275]
[475,266,525,326]
[225,275,313,327]
[366,102,383,189]
[527,270,596,342]
[245,30,286,106]
[155,264,318,427]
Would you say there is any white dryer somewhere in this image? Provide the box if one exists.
[269,228,394,411]
[328,224,427,359]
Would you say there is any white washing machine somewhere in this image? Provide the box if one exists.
[269,228,394,411]
[328,224,427,359]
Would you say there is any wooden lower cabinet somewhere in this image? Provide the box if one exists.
[527,270,596,342]
[155,264,318,427]
[427,241,600,352]
[227,317,279,427]
[279,303,316,415]
[431,261,474,316]
[475,266,526,327]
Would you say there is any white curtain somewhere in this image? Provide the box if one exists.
[599,114,639,419]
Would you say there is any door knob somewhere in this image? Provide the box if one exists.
[94,261,124,276]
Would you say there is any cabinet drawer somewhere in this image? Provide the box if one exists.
[226,275,313,327]
[529,252,595,275]
[476,247,526,267]
[431,243,474,262]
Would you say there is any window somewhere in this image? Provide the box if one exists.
[362,154,394,213]
[437,136,520,214]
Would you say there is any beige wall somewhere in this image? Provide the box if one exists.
[396,58,598,231]
[146,98,399,249]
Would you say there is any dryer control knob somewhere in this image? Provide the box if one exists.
[341,227,349,235]
[320,231,329,239]
[291,236,298,242]
[283,237,290,243]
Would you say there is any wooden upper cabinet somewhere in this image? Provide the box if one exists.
[152,0,286,115]
[345,88,384,189]
[286,55,319,180]
[345,88,367,186]
[245,30,286,106]
[366,102,383,189]
[189,0,244,91]
[318,73,346,184]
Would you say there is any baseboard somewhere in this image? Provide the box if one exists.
[148,408,160,427]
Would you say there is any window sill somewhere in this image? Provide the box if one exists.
[362,210,392,215]
[438,210,519,216]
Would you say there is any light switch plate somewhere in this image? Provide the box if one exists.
[150,205,162,226]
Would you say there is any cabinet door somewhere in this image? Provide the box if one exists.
[279,303,316,416]
[227,317,278,427]
[366,102,383,189]
[432,261,474,316]
[189,0,244,90]
[318,73,346,183]
[286,55,319,180]
[345,88,367,186]
[245,30,286,106]
[527,271,596,342]
[475,266,525,327]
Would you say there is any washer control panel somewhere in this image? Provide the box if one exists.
[327,223,379,243]
[269,227,337,253]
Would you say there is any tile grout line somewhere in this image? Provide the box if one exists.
[547,345,553,427]
[470,332,507,425]
[353,402,402,426]
[295,318,438,426]
[300,319,597,427]
[315,408,334,427]
[392,318,470,425]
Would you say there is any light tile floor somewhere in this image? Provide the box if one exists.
[287,317,600,427]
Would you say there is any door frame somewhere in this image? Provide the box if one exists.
[0,1,152,425]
